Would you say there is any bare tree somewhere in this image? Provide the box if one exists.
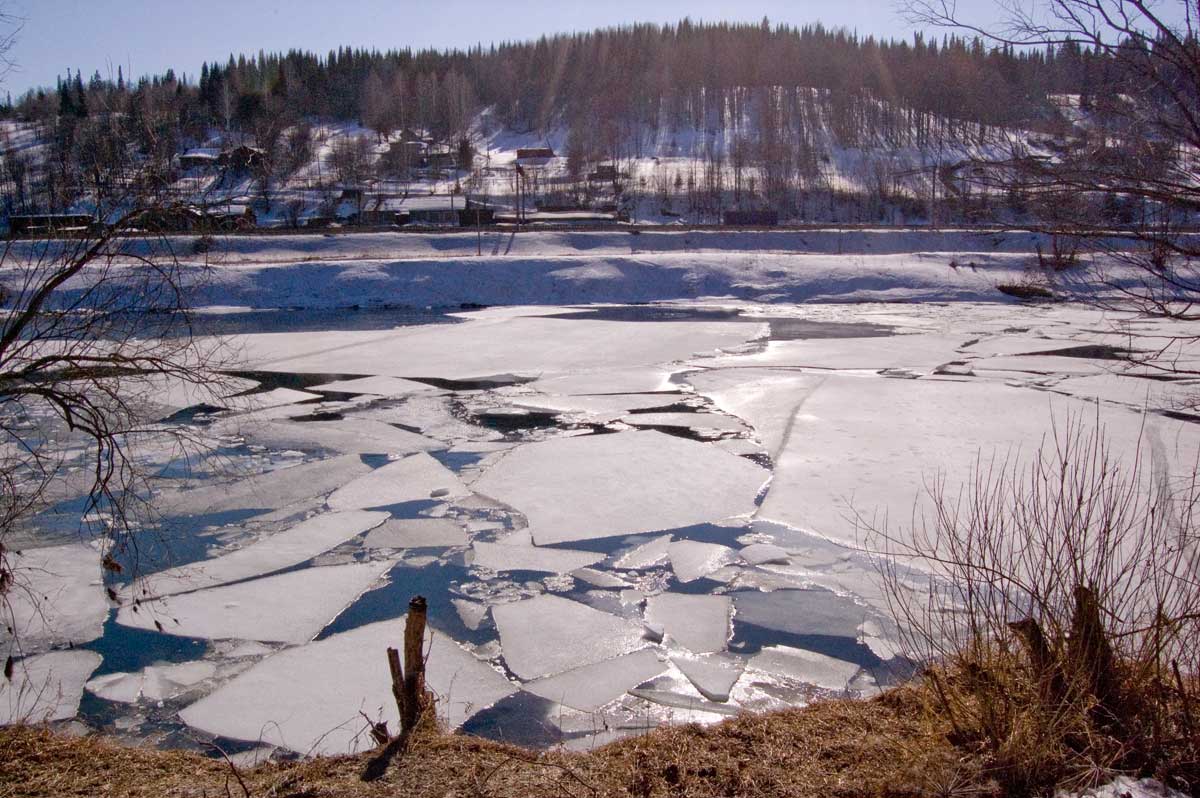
[0,5,233,649]
[904,0,1200,326]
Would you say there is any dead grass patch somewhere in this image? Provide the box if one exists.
[0,689,965,798]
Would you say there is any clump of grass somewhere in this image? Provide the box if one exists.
[872,416,1200,796]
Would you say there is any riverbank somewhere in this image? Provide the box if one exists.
[2,688,961,798]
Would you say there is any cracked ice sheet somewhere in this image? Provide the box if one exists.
[306,375,437,397]
[131,510,388,599]
[759,374,1200,552]
[1,650,102,725]
[511,393,686,422]
[222,388,324,412]
[470,542,603,574]
[492,594,647,681]
[1,543,107,653]
[179,618,515,755]
[1043,373,1200,412]
[692,333,968,373]
[685,369,827,457]
[223,418,440,457]
[156,454,372,516]
[116,561,392,643]
[525,367,679,396]
[238,317,763,382]
[327,453,469,510]
[523,649,667,712]
[619,412,747,433]
[470,430,768,546]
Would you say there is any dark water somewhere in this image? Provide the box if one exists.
[544,305,896,341]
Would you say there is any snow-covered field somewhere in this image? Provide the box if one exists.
[3,232,1199,761]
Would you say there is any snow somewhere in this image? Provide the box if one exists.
[669,655,744,702]
[362,518,467,549]
[470,431,768,545]
[645,594,731,653]
[523,649,667,711]
[326,453,469,510]
[116,562,391,643]
[156,455,372,516]
[1063,777,1190,798]
[1,650,102,725]
[2,543,107,652]
[749,645,862,691]
[470,542,604,574]
[132,510,389,598]
[667,541,739,584]
[180,617,516,755]
[492,595,646,680]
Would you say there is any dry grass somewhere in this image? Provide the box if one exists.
[0,688,968,798]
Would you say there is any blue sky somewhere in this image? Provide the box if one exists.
[3,0,978,95]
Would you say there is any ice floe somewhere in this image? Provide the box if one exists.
[179,617,516,755]
[233,418,440,456]
[492,595,646,680]
[362,518,468,549]
[523,649,667,711]
[645,593,731,653]
[470,542,603,574]
[307,375,437,397]
[749,645,862,691]
[131,510,388,598]
[613,535,672,570]
[86,661,219,704]
[667,541,738,583]
[2,543,107,652]
[1,650,102,725]
[470,430,767,545]
[327,453,468,510]
[669,654,744,702]
[156,455,372,516]
[117,562,392,643]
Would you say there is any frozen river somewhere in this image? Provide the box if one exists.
[6,297,1200,761]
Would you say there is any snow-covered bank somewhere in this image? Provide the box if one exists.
[4,229,1170,311]
[191,250,1037,309]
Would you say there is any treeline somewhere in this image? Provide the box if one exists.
[0,19,1139,216]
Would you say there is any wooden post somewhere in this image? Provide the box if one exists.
[362,595,430,782]
[401,596,427,733]
[386,646,405,722]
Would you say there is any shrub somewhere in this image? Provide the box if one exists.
[872,418,1200,795]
